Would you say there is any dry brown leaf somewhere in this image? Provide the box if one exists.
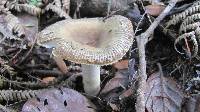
[17,14,38,44]
[182,94,200,112]
[100,69,129,94]
[53,56,68,74]
[42,77,55,84]
[109,103,119,112]
[145,5,166,16]
[119,88,134,100]
[22,87,96,112]
[113,60,129,70]
[145,72,184,112]
[100,69,129,111]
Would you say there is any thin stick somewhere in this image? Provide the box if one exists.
[106,0,111,17]
[135,0,178,112]
[17,31,38,65]
[157,63,165,112]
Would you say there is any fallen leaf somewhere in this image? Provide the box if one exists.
[0,15,17,40]
[145,72,184,112]
[182,94,200,112]
[22,87,96,112]
[109,103,119,111]
[100,69,129,94]
[53,56,68,74]
[17,13,38,44]
[100,69,129,111]
[113,60,129,70]
[145,5,166,16]
[42,77,55,84]
[119,88,134,100]
[99,69,130,111]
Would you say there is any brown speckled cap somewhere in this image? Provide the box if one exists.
[37,15,134,65]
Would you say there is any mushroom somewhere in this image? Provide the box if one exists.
[37,15,134,95]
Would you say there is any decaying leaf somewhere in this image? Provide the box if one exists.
[100,69,129,110]
[4,13,25,38]
[0,15,17,40]
[119,88,134,100]
[100,69,129,95]
[99,69,130,111]
[145,72,184,112]
[22,87,96,112]
[145,4,166,16]
[181,94,200,112]
[113,60,129,70]
[182,94,200,112]
[42,77,55,84]
[17,13,38,44]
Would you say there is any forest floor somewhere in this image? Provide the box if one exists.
[0,0,200,112]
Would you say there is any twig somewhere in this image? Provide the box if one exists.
[106,0,111,17]
[135,0,178,112]
[9,40,25,62]
[28,69,64,77]
[157,63,165,112]
[17,32,38,65]
[0,75,48,89]
[138,0,152,24]
[134,13,146,35]
[135,35,147,112]
[139,0,178,42]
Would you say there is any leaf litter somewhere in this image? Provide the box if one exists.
[0,0,200,112]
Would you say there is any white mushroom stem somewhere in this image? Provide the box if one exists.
[82,64,100,96]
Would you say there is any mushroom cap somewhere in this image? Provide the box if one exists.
[37,15,134,65]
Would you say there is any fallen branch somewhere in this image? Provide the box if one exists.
[135,0,178,112]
